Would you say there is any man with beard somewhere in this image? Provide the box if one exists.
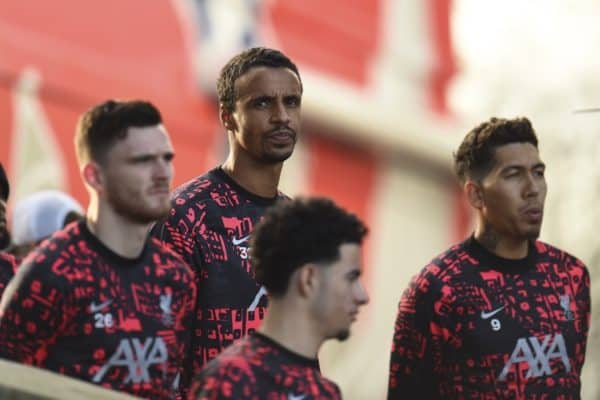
[152,47,302,376]
[387,117,591,399]
[0,163,17,299]
[0,100,196,399]
[189,197,370,399]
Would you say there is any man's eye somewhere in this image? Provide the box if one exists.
[134,156,154,163]
[254,98,269,108]
[285,97,300,107]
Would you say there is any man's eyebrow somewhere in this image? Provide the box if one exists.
[500,162,545,172]
[532,162,546,169]
[127,151,174,162]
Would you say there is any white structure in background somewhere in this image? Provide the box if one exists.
[10,68,66,202]
[185,0,272,92]
[451,1,600,399]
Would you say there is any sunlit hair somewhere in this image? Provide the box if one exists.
[217,47,302,112]
[75,99,162,165]
[251,197,367,297]
[454,117,539,183]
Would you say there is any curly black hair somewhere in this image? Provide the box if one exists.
[217,47,302,112]
[251,197,367,297]
[75,99,162,165]
[454,117,539,183]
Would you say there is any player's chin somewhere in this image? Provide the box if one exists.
[151,204,171,220]
[262,146,295,163]
[521,224,542,240]
[148,197,171,214]
[335,328,351,342]
[132,205,170,224]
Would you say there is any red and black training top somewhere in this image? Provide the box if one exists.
[189,332,342,400]
[0,221,196,399]
[388,236,590,400]
[152,167,286,373]
[0,251,16,300]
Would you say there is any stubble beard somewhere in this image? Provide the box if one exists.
[261,151,293,164]
[524,225,542,241]
[480,220,542,249]
[107,187,170,225]
[260,133,297,164]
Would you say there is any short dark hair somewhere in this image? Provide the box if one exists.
[251,197,367,297]
[75,99,162,164]
[454,117,539,183]
[217,47,302,112]
[0,163,9,201]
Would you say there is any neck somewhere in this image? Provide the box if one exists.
[221,153,283,198]
[258,298,322,359]
[86,198,150,259]
[474,222,529,259]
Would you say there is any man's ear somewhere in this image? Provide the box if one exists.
[219,104,236,132]
[296,263,319,298]
[465,180,484,210]
[82,162,104,193]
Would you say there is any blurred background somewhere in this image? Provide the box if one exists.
[0,0,597,398]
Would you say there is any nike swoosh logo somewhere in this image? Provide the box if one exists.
[288,394,305,400]
[90,299,113,313]
[232,235,250,246]
[481,305,505,319]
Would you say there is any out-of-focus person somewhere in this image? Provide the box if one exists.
[9,190,84,261]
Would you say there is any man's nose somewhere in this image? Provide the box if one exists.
[270,100,290,125]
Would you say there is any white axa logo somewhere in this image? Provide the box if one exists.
[92,337,168,384]
[498,333,571,381]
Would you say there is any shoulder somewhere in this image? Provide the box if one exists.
[417,241,473,283]
[170,170,222,209]
[148,238,194,274]
[399,241,475,308]
[159,170,230,233]
[193,338,256,386]
[17,222,93,283]
[20,223,82,268]
[315,374,342,398]
[152,170,219,234]
[0,252,16,271]
[533,240,590,288]
[534,240,588,267]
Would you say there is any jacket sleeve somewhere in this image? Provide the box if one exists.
[189,359,255,400]
[388,265,441,399]
[0,257,67,365]
[151,207,204,275]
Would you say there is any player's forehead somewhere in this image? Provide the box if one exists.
[490,142,542,171]
[110,124,172,157]
[234,66,301,100]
